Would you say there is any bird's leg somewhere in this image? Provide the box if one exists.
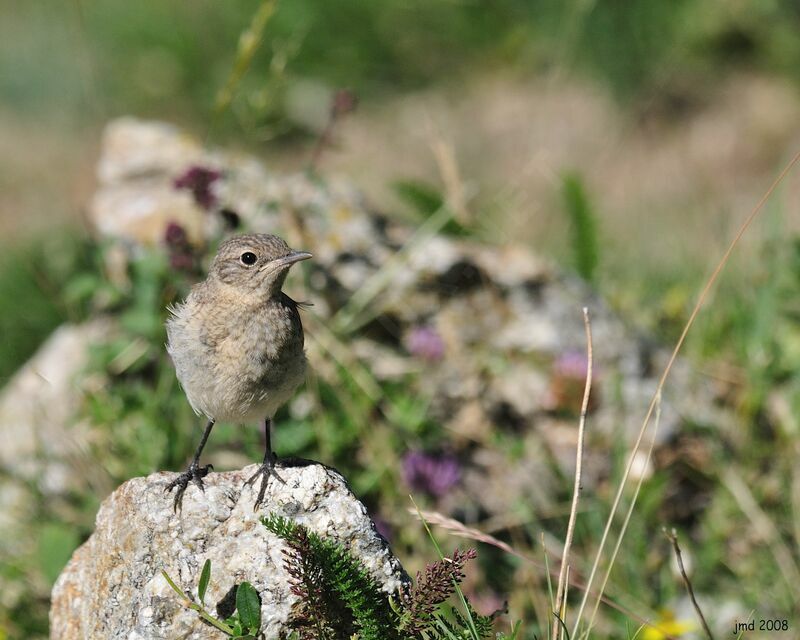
[245,417,285,509]
[165,419,215,512]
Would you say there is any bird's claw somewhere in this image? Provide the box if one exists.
[245,454,285,510]
[165,463,213,512]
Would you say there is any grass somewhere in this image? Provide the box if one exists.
[571,150,800,638]
[4,2,800,638]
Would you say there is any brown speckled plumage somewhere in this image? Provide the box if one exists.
[167,234,308,423]
[164,233,311,510]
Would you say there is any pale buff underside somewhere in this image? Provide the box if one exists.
[166,283,306,425]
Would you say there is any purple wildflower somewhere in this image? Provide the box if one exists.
[545,350,598,414]
[164,221,187,246]
[402,450,461,498]
[406,325,445,362]
[173,165,221,209]
[163,221,196,274]
[553,350,589,380]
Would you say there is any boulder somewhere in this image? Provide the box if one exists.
[0,319,111,491]
[50,462,407,639]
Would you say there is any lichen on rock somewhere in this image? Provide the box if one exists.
[50,462,407,639]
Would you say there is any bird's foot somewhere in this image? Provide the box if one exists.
[245,453,285,510]
[165,462,213,512]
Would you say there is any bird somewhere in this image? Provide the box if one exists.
[165,233,311,511]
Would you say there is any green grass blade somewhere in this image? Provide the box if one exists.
[198,559,211,605]
[561,171,599,283]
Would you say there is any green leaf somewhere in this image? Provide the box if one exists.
[198,559,211,605]
[224,616,244,635]
[161,570,189,601]
[236,582,261,632]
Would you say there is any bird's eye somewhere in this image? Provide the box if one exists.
[240,251,257,266]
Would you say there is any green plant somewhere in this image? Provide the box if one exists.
[265,513,393,638]
[162,560,261,638]
[159,516,517,639]
[263,514,519,640]
[560,172,599,284]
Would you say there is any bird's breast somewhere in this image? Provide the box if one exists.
[168,295,306,422]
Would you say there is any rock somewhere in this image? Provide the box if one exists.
[96,118,205,184]
[89,182,210,247]
[0,319,112,492]
[50,463,407,640]
[0,319,126,619]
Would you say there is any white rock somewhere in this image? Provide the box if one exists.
[89,182,210,247]
[0,320,110,490]
[97,118,204,184]
[50,463,408,640]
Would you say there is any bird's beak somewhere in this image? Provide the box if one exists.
[261,251,313,271]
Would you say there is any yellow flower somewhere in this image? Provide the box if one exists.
[641,609,696,640]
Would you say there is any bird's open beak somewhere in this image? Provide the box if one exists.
[262,251,313,271]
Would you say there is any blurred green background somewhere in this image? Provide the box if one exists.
[2,1,800,638]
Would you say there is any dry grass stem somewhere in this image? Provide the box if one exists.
[430,136,471,225]
[664,528,714,640]
[582,394,663,638]
[412,508,682,639]
[571,148,800,635]
[410,508,528,560]
[552,307,592,640]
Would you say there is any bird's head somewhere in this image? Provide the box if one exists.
[209,233,312,296]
